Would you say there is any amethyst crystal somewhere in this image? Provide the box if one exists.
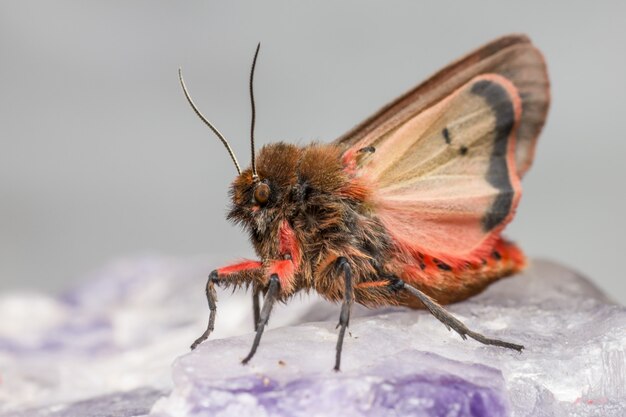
[151,352,510,417]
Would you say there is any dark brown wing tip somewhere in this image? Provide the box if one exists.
[496,33,531,43]
[472,34,533,61]
[334,34,546,153]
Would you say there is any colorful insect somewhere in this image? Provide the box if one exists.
[179,34,550,371]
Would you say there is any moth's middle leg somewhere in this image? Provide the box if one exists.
[334,257,354,371]
[252,285,261,331]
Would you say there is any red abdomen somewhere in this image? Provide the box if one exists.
[396,238,525,307]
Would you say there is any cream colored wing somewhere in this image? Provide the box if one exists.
[356,74,523,264]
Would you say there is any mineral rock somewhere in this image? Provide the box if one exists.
[150,260,626,417]
[0,258,624,417]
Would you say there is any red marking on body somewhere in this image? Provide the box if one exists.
[399,253,445,285]
[279,220,301,265]
[397,237,526,292]
[339,177,372,201]
[316,254,339,276]
[268,260,296,292]
[218,260,262,275]
[341,149,358,174]
[356,281,390,289]
[268,220,302,293]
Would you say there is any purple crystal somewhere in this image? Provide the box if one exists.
[151,354,510,417]
[1,388,164,417]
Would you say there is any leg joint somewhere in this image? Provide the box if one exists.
[335,256,350,273]
[389,277,405,292]
[268,273,279,285]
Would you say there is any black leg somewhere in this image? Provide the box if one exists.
[241,274,280,365]
[334,257,353,371]
[397,279,524,351]
[190,270,219,350]
[252,285,261,331]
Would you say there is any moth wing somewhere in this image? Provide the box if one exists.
[359,74,523,264]
[335,34,549,177]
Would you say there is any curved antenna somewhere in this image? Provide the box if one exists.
[178,68,242,175]
[249,43,261,179]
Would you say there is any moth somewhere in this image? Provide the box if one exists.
[179,34,550,371]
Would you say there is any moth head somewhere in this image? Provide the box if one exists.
[178,46,342,237]
[227,143,300,234]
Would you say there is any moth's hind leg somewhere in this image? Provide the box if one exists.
[395,278,524,351]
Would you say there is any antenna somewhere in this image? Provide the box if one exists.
[178,68,242,175]
[249,43,261,179]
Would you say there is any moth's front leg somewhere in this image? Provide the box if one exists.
[241,273,280,364]
[190,260,263,350]
[241,259,294,365]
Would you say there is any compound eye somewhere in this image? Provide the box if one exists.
[254,183,270,205]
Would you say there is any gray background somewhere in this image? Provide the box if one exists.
[1,2,625,304]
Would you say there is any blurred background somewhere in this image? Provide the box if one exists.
[1,1,624,303]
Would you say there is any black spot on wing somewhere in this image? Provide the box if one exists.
[434,259,452,271]
[470,79,516,232]
[442,127,451,144]
[358,146,376,154]
[459,145,468,156]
